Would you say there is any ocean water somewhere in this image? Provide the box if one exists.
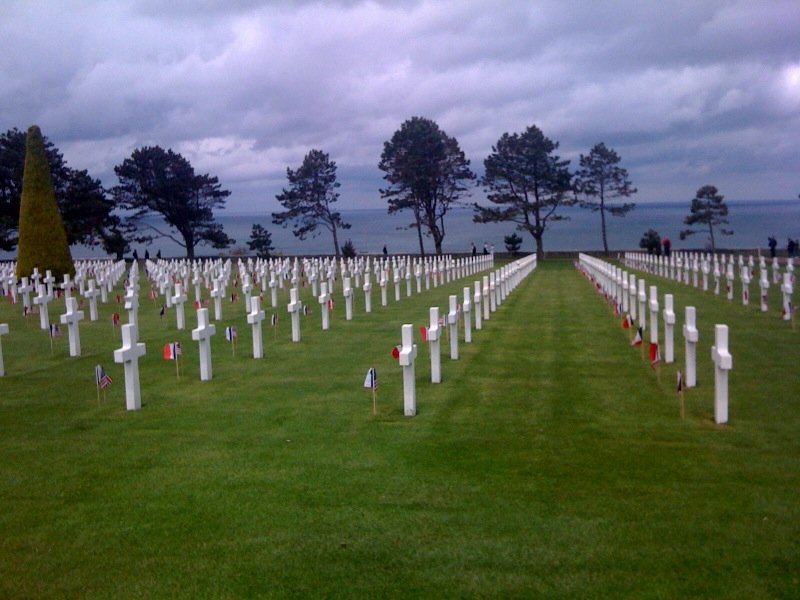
[2,200,798,260]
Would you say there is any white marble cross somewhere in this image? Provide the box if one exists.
[648,285,659,351]
[399,323,418,417]
[269,271,278,308]
[172,282,188,330]
[247,295,265,359]
[33,283,52,330]
[711,324,733,424]
[637,279,647,331]
[488,273,497,312]
[0,323,8,377]
[191,308,216,380]
[428,306,441,383]
[113,323,146,410]
[682,306,699,388]
[662,293,675,363]
[462,287,472,343]
[17,277,34,311]
[43,270,56,298]
[772,256,781,285]
[363,273,372,313]
[701,259,710,291]
[482,275,490,321]
[393,271,401,302]
[380,272,388,307]
[473,281,482,331]
[84,279,101,321]
[726,262,735,300]
[287,287,302,342]
[318,282,331,330]
[124,286,139,328]
[61,274,74,299]
[192,269,202,302]
[759,267,769,312]
[628,273,638,323]
[211,279,224,321]
[781,272,793,321]
[448,295,459,360]
[343,277,353,321]
[741,266,751,305]
[60,296,85,357]
[242,277,253,311]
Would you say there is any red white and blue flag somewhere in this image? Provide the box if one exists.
[95,364,112,389]
[649,342,661,367]
[225,326,237,342]
[363,367,377,390]
[162,342,182,360]
[631,326,643,347]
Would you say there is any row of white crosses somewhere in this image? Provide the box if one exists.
[399,255,538,416]
[141,252,497,341]
[579,253,732,424]
[144,253,494,313]
[623,250,795,321]
[0,259,127,379]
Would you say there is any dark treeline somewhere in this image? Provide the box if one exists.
[6,119,739,260]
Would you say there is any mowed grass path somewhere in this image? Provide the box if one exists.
[0,259,797,598]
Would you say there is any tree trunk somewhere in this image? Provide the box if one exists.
[600,202,609,255]
[331,223,340,257]
[413,208,425,256]
[708,222,716,253]
[183,231,195,259]
[533,233,545,261]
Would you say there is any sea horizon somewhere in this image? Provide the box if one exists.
[1,199,798,261]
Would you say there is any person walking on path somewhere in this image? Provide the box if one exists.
[768,236,777,258]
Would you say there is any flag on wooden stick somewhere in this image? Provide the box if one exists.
[95,364,112,389]
[649,342,661,368]
[630,326,643,347]
[363,367,377,390]
[364,367,378,415]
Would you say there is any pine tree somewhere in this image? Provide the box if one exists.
[16,126,75,279]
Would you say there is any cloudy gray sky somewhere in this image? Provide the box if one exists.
[2,0,798,212]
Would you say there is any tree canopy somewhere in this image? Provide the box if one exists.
[639,228,662,255]
[247,224,274,259]
[1,127,119,253]
[272,149,349,257]
[473,124,572,260]
[573,142,636,254]
[679,185,732,252]
[16,126,75,279]
[379,116,475,255]
[112,146,233,259]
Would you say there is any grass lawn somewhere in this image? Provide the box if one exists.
[0,258,798,598]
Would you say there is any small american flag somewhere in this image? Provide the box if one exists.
[95,364,113,389]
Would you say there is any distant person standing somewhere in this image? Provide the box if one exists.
[382,245,388,258]
[662,237,671,257]
[483,242,489,255]
[471,242,477,257]
[768,236,777,258]
[788,238,796,258]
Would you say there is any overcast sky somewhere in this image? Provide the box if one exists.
[2,0,798,212]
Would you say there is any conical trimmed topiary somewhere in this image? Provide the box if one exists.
[16,125,75,280]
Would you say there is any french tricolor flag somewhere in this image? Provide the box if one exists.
[649,342,660,367]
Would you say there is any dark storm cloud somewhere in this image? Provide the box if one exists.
[1,0,797,210]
